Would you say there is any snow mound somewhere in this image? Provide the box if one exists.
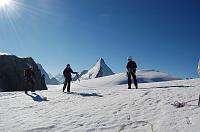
[136,69,181,83]
[77,70,181,86]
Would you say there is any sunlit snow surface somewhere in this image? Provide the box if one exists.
[0,76,200,132]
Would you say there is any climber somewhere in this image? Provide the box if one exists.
[63,64,78,92]
[126,56,138,89]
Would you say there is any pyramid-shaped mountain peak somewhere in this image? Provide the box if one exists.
[98,58,105,64]
[80,58,114,80]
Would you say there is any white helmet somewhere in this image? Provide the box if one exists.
[127,56,132,60]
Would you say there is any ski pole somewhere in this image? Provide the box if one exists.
[198,94,200,106]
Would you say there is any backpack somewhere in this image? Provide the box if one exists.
[24,68,31,77]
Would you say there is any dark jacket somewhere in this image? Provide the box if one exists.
[24,68,35,78]
[63,67,76,79]
[126,60,137,70]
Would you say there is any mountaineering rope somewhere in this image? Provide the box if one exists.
[171,98,200,108]
[174,60,200,106]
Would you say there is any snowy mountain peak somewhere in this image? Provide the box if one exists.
[98,58,105,64]
[80,58,114,80]
[0,52,10,55]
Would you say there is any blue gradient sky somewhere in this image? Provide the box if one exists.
[0,0,200,78]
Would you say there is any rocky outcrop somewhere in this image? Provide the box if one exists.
[0,55,47,92]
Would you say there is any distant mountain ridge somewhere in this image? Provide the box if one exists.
[37,64,60,85]
[54,73,65,84]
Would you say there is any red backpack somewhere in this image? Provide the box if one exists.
[24,68,32,77]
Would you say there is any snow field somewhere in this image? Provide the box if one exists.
[0,78,200,132]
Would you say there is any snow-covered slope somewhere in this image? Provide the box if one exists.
[37,64,60,85]
[77,70,181,86]
[55,69,180,85]
[120,69,181,85]
[0,77,200,132]
[48,73,54,79]
[81,58,114,80]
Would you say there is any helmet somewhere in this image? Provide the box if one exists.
[67,64,70,67]
[127,56,132,61]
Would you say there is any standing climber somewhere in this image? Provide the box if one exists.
[126,56,138,89]
[24,65,36,94]
[198,59,200,76]
[63,64,78,93]
[198,59,200,106]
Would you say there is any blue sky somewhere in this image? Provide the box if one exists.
[0,0,200,78]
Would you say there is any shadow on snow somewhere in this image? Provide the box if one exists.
[25,92,48,102]
[139,85,194,89]
[65,92,103,97]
